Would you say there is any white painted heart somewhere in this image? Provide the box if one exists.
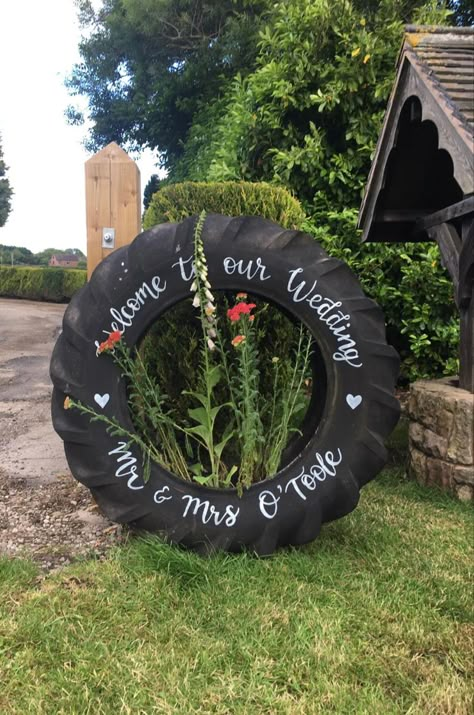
[94,393,110,409]
[346,394,362,410]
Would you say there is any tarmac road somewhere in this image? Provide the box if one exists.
[0,297,119,566]
[0,298,69,482]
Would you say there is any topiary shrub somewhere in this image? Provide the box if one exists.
[0,266,87,302]
[143,180,306,230]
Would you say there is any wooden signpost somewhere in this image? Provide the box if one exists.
[85,142,141,278]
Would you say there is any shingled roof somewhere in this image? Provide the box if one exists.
[405,25,474,128]
[358,25,473,245]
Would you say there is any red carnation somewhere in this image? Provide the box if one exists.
[97,330,122,354]
[227,302,256,322]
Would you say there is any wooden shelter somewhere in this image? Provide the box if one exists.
[358,26,474,392]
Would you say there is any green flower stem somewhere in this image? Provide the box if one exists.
[235,317,263,488]
[265,325,312,475]
[215,324,241,436]
[66,398,160,482]
[112,345,191,480]
[190,211,224,487]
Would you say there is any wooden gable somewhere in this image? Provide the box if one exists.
[358,26,474,392]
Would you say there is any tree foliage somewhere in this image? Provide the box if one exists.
[0,245,86,267]
[0,245,34,266]
[173,0,453,209]
[143,174,162,211]
[0,136,13,227]
[69,0,462,188]
[67,0,271,165]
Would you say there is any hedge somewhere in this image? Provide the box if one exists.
[0,266,87,302]
[143,180,306,229]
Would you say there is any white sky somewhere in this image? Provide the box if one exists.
[0,0,162,255]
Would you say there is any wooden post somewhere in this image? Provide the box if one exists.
[85,142,141,278]
[459,217,474,393]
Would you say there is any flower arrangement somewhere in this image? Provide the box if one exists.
[65,212,313,493]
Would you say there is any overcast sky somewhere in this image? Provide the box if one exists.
[0,0,161,255]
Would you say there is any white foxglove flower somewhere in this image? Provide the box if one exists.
[207,338,216,351]
[192,294,200,308]
[205,289,214,302]
[190,280,197,292]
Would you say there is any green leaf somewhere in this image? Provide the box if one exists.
[189,462,204,476]
[186,424,211,445]
[207,364,222,390]
[222,464,238,486]
[193,475,213,485]
[182,390,208,409]
[188,406,210,428]
[214,430,235,460]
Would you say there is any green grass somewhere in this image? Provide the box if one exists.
[1,446,472,713]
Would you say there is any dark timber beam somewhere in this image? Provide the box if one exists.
[459,218,474,393]
[427,222,461,302]
[428,220,474,393]
[415,196,474,233]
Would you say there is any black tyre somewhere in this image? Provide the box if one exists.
[50,214,399,555]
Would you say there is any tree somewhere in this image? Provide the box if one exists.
[0,245,35,265]
[143,174,162,211]
[0,135,12,227]
[67,0,270,167]
[69,1,467,178]
[173,0,454,209]
[447,0,473,26]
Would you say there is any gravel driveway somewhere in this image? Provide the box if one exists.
[0,298,122,569]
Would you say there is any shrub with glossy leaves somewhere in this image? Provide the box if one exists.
[303,210,459,384]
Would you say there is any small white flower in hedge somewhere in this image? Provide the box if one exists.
[205,303,215,317]
[205,288,214,302]
[190,280,197,292]
[208,328,217,339]
[192,294,200,308]
[207,338,216,351]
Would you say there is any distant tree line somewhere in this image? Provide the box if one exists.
[0,245,86,268]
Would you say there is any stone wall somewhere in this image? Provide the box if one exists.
[408,378,474,502]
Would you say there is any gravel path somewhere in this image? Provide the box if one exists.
[0,298,123,570]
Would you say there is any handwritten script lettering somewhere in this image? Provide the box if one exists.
[287,268,362,368]
[107,276,167,334]
[258,489,281,520]
[181,495,240,527]
[172,255,195,282]
[153,486,173,504]
[223,256,271,282]
[285,449,343,501]
[258,449,343,519]
[108,441,144,491]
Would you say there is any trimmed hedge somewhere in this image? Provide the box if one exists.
[0,266,87,302]
[143,181,306,229]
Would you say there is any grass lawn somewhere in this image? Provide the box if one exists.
[1,427,473,714]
